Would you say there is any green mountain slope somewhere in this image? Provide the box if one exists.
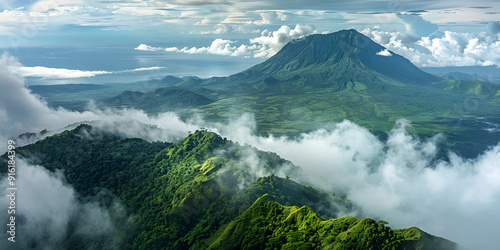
[206,194,457,250]
[2,125,457,249]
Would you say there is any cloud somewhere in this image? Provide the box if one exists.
[30,0,83,12]
[362,26,500,67]
[0,54,192,150]
[396,13,438,37]
[123,66,165,72]
[158,24,316,58]
[165,38,251,56]
[0,54,98,146]
[7,63,165,79]
[168,0,233,6]
[376,49,392,56]
[11,66,112,79]
[249,24,316,57]
[135,44,164,51]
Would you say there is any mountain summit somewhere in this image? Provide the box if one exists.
[225,29,438,89]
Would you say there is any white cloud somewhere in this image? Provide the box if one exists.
[396,13,439,37]
[363,27,500,67]
[165,38,251,56]
[124,66,164,72]
[135,44,163,51]
[30,0,83,12]
[7,64,165,79]
[159,24,317,58]
[249,24,316,57]
[376,49,392,56]
[11,66,112,79]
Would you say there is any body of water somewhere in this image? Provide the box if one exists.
[5,46,265,85]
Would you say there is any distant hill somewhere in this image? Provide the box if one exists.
[105,87,213,112]
[146,75,185,85]
[422,65,500,84]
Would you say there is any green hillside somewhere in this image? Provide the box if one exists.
[206,194,457,250]
[2,125,457,249]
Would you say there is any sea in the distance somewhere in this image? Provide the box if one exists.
[5,46,264,85]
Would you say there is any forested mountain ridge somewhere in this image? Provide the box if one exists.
[1,125,458,249]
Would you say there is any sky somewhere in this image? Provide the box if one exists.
[1,0,500,83]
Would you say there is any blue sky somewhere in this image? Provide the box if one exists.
[1,0,500,82]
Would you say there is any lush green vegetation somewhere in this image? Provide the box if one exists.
[2,125,457,249]
[206,194,457,250]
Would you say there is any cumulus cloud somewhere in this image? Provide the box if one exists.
[250,24,316,57]
[362,26,500,67]
[135,44,163,51]
[376,49,392,56]
[396,13,438,37]
[165,38,251,56]
[7,62,165,79]
[159,24,316,58]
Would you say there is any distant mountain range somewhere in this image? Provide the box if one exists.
[422,65,500,83]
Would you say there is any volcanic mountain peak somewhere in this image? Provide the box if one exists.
[240,29,439,85]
